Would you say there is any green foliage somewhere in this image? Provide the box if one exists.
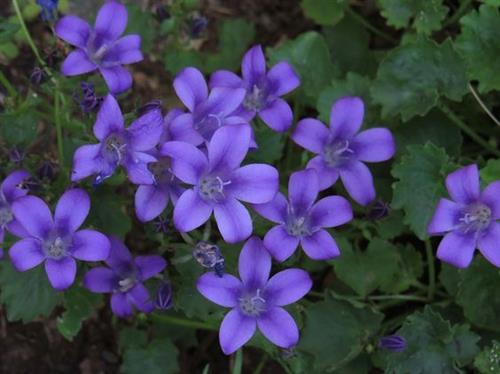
[301,0,348,26]
[0,109,38,146]
[246,124,285,164]
[125,4,156,53]
[480,159,500,185]
[474,341,500,374]
[121,338,179,374]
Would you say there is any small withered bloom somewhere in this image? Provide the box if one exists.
[9,189,110,290]
[74,81,102,113]
[161,125,279,243]
[193,241,225,277]
[8,147,25,165]
[172,67,250,144]
[187,15,208,39]
[378,335,407,352]
[136,99,163,117]
[30,67,46,86]
[36,0,58,22]
[254,169,352,262]
[155,279,173,310]
[71,94,163,185]
[292,97,395,205]
[197,237,312,355]
[210,45,300,132]
[154,4,170,23]
[55,1,143,94]
[428,164,500,268]
[152,215,170,234]
[83,236,167,317]
[367,200,390,220]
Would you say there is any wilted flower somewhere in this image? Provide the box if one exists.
[71,94,163,185]
[10,189,110,290]
[161,125,279,243]
[55,1,143,94]
[8,147,24,165]
[428,164,500,268]
[378,335,407,352]
[36,0,58,22]
[292,97,395,205]
[188,15,208,39]
[197,237,312,354]
[210,45,300,132]
[30,67,46,86]
[367,200,390,220]
[136,99,163,117]
[83,236,166,317]
[152,215,170,234]
[74,82,102,113]
[254,168,352,261]
[155,279,173,310]
[193,241,225,277]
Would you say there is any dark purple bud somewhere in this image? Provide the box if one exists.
[378,335,407,352]
[193,241,224,277]
[36,0,58,22]
[188,15,208,39]
[8,146,25,164]
[154,4,170,22]
[153,215,170,234]
[155,280,173,310]
[73,82,102,113]
[30,67,46,86]
[367,200,390,220]
[38,161,55,181]
[281,347,296,359]
[136,99,163,117]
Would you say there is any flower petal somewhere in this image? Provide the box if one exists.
[339,161,375,205]
[93,94,124,141]
[94,0,128,40]
[102,35,143,66]
[252,192,288,224]
[257,307,298,348]
[351,128,395,162]
[105,236,133,274]
[265,269,312,306]
[45,257,77,291]
[197,272,242,307]
[219,309,256,355]
[267,61,300,96]
[427,198,462,235]
[445,164,480,205]
[83,267,118,293]
[309,196,353,229]
[128,108,163,151]
[480,181,500,220]
[263,225,300,262]
[12,196,53,239]
[125,152,156,185]
[238,236,271,288]
[160,141,208,184]
[9,238,45,271]
[173,67,208,111]
[111,292,133,317]
[55,15,91,48]
[214,198,252,243]
[209,70,243,89]
[54,188,90,234]
[71,144,103,182]
[478,223,500,267]
[301,229,341,260]
[0,169,30,202]
[436,231,476,268]
[61,50,97,76]
[135,185,169,222]
[128,283,154,313]
[289,169,318,213]
[100,66,133,94]
[292,119,329,154]
[259,98,293,132]
[134,255,167,281]
[169,113,204,145]
[229,164,279,204]
[71,230,110,261]
[173,189,213,232]
[200,87,246,118]
[307,156,339,190]
[329,96,364,140]
[208,125,250,173]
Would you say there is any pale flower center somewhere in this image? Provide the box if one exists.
[459,203,492,234]
[239,289,267,317]
[118,276,136,293]
[45,237,67,259]
[199,176,231,202]
[322,139,354,167]
[243,84,267,112]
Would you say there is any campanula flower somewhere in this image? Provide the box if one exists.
[378,335,407,352]
[254,169,352,261]
[209,45,300,132]
[428,164,500,268]
[292,97,395,205]
[9,189,110,290]
[83,235,167,317]
[161,125,279,243]
[172,67,250,144]
[71,94,163,185]
[55,0,143,94]
[197,237,312,354]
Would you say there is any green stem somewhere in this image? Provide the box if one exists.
[368,294,428,302]
[12,0,45,67]
[180,232,194,245]
[425,239,436,301]
[346,7,398,44]
[443,0,473,27]
[54,91,65,164]
[468,83,500,128]
[152,313,217,331]
[253,354,268,374]
[0,70,17,97]
[439,104,500,157]
[232,349,243,374]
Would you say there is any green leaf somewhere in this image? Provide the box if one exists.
[57,285,103,341]
[299,297,383,371]
[474,340,500,374]
[246,124,284,163]
[480,159,500,185]
[386,306,480,373]
[481,0,500,5]
[125,4,156,53]
[371,37,468,120]
[455,5,500,93]
[88,186,132,238]
[0,18,20,44]
[121,338,179,374]
[119,327,148,350]
[391,143,450,239]
[301,0,348,26]
[0,261,60,322]
[267,31,338,107]
[377,0,448,34]
[0,110,38,146]
[456,257,500,332]
[439,264,461,296]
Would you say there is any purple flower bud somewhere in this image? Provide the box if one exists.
[73,82,102,113]
[8,147,25,165]
[154,4,170,22]
[188,15,208,39]
[38,161,55,181]
[193,241,224,277]
[136,99,163,117]
[36,0,58,22]
[155,280,173,310]
[153,215,170,234]
[378,335,407,352]
[367,200,390,220]
[30,67,46,86]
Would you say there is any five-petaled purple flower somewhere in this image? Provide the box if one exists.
[72,94,163,185]
[161,125,279,243]
[197,236,312,354]
[254,169,353,261]
[55,0,143,94]
[9,189,110,290]
[292,97,395,205]
[428,164,500,268]
[84,235,167,317]
[172,67,251,144]
[210,44,300,132]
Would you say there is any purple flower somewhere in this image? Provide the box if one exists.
[74,82,102,113]
[9,189,110,290]
[37,0,58,22]
[161,125,279,243]
[83,235,167,317]
[71,94,163,185]
[55,0,143,94]
[209,45,300,132]
[292,97,395,205]
[254,169,352,261]
[155,279,173,310]
[172,67,250,144]
[197,236,312,354]
[428,164,500,268]
[379,335,407,352]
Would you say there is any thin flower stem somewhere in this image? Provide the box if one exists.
[202,220,211,241]
[439,104,500,157]
[443,0,473,27]
[468,83,500,128]
[346,7,398,44]
[0,71,17,98]
[54,91,65,164]
[368,294,428,302]
[152,313,217,331]
[180,232,194,245]
[425,239,436,301]
[232,349,243,374]
[12,0,45,67]
[253,354,268,374]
